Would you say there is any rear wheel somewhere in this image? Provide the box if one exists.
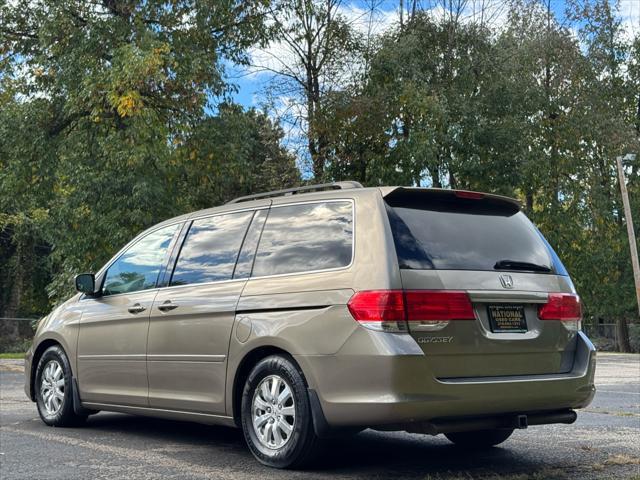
[35,345,87,427]
[445,428,513,448]
[240,355,319,469]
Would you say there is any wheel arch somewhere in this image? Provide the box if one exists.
[29,338,65,401]
[231,345,306,427]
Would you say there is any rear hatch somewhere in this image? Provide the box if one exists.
[384,188,580,378]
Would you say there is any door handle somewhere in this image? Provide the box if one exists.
[127,303,146,314]
[157,301,178,312]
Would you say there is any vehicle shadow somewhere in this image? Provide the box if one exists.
[83,412,552,478]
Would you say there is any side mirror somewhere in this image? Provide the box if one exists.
[75,273,97,296]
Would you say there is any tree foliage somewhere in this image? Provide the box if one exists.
[0,0,298,320]
[0,0,638,347]
[254,0,363,178]
[320,0,638,328]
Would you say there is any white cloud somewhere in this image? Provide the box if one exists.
[619,0,640,42]
[246,2,398,81]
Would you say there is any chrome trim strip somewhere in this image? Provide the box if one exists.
[77,354,146,361]
[147,354,226,362]
[436,372,584,384]
[467,290,549,303]
[78,354,226,362]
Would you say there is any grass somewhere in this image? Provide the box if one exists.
[584,408,640,418]
[597,352,640,356]
[0,352,25,359]
[604,454,640,466]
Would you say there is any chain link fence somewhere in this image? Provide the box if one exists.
[582,318,640,352]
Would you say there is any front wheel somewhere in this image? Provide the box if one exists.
[445,428,514,448]
[35,345,87,427]
[240,355,320,469]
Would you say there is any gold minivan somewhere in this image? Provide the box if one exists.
[25,182,596,468]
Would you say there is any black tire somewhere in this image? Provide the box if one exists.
[240,355,320,469]
[34,345,87,427]
[445,428,514,448]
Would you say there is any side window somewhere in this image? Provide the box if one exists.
[102,224,180,296]
[170,211,253,286]
[252,201,353,277]
[233,209,267,279]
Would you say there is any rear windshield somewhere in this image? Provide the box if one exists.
[385,190,555,272]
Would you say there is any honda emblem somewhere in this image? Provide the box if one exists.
[500,274,514,289]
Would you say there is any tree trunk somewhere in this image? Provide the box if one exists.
[449,170,457,189]
[635,91,639,135]
[525,191,534,213]
[616,317,631,353]
[428,166,442,188]
[1,250,23,343]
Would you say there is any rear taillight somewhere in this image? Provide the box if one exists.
[347,290,407,332]
[538,293,582,331]
[347,290,475,332]
[405,290,475,321]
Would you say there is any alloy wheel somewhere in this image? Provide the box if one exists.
[40,360,65,416]
[251,375,296,449]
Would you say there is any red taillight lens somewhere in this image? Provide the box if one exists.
[538,293,582,321]
[347,290,405,322]
[347,290,475,332]
[454,190,484,200]
[405,290,475,321]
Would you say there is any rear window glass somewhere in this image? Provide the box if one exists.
[252,201,353,277]
[385,191,553,272]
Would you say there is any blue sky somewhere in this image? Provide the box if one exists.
[227,67,262,109]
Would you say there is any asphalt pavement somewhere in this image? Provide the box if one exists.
[1,353,638,479]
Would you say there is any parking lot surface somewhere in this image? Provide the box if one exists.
[1,353,638,479]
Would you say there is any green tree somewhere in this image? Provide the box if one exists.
[170,103,300,211]
[254,0,362,179]
[0,1,296,327]
[563,0,639,349]
[325,13,507,190]
[322,0,639,348]
[0,90,57,337]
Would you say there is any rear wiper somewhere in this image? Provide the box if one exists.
[494,259,552,272]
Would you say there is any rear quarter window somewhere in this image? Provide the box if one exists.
[252,201,353,277]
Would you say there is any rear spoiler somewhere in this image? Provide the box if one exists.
[380,187,522,211]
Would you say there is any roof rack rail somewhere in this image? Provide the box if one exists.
[227,181,363,204]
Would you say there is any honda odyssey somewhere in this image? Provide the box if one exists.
[24,182,596,468]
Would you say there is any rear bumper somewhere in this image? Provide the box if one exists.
[296,331,596,429]
[385,409,578,435]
